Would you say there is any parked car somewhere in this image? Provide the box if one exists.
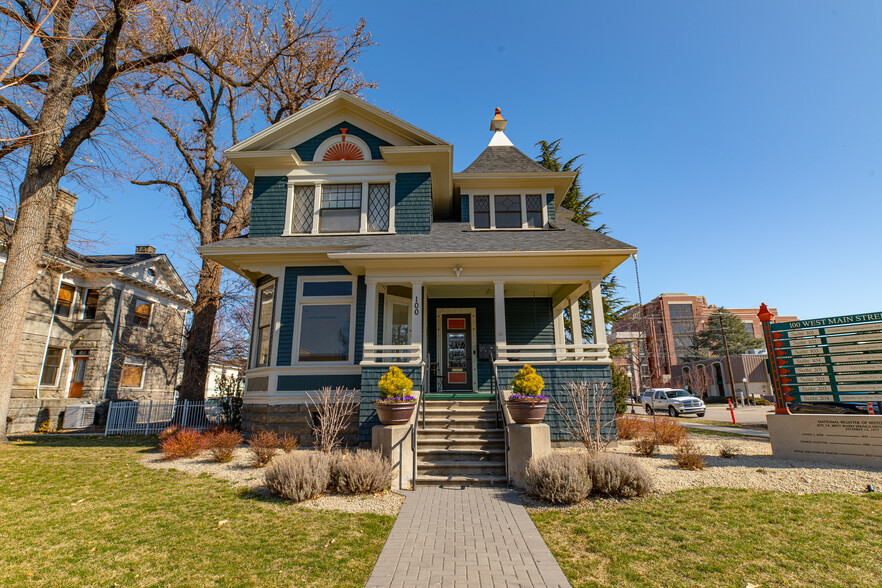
[642,388,706,417]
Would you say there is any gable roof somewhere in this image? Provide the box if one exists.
[461,145,553,174]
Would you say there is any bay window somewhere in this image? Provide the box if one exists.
[287,180,394,235]
[253,281,276,368]
[295,278,355,364]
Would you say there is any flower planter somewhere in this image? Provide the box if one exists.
[506,400,548,424]
[375,401,417,425]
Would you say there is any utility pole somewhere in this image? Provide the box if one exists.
[719,313,739,406]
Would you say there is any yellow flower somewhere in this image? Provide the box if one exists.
[510,364,544,396]
[378,365,413,398]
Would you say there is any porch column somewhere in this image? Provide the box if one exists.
[569,297,583,347]
[494,281,506,348]
[553,309,566,360]
[364,281,378,346]
[410,282,423,351]
[590,280,608,346]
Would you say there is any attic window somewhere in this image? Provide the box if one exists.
[468,192,548,230]
[314,131,372,162]
[146,268,157,278]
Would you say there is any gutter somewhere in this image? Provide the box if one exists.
[102,285,127,400]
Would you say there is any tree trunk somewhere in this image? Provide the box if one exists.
[177,258,224,402]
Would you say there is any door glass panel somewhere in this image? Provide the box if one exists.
[447,333,466,369]
[73,359,87,383]
[390,302,409,345]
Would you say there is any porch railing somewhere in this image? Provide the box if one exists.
[496,343,610,363]
[362,343,423,365]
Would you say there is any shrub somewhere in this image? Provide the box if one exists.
[330,451,392,494]
[718,441,739,459]
[525,453,591,505]
[159,428,205,460]
[586,453,653,498]
[265,451,331,502]
[653,417,687,445]
[378,366,413,397]
[216,372,244,430]
[616,415,646,440]
[158,425,180,442]
[205,429,243,463]
[634,434,658,457]
[674,441,705,470]
[279,434,300,453]
[306,386,356,453]
[248,430,279,467]
[555,381,614,454]
[755,398,773,406]
[510,364,545,396]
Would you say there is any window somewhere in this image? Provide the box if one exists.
[55,284,75,317]
[473,196,490,228]
[40,347,64,386]
[291,185,315,233]
[385,296,411,346]
[132,298,152,328]
[367,183,390,232]
[320,184,361,233]
[289,181,393,235]
[120,356,145,388]
[83,289,100,319]
[254,282,275,368]
[526,195,543,227]
[494,195,522,228]
[296,279,355,363]
[469,193,547,229]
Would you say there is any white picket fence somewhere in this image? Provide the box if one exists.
[104,399,222,435]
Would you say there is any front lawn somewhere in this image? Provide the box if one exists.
[0,436,394,587]
[531,488,882,587]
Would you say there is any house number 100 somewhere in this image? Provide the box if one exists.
[413,297,420,316]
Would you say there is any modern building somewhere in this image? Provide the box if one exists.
[1,191,193,434]
[612,293,795,386]
[200,92,636,480]
[671,354,772,401]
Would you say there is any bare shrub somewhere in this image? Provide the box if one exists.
[330,451,392,494]
[158,425,180,442]
[653,417,687,445]
[634,435,658,457]
[265,451,332,502]
[718,441,739,459]
[306,387,357,453]
[205,429,243,463]
[279,434,300,453]
[525,453,592,505]
[616,415,646,440]
[674,441,706,470]
[586,453,654,498]
[554,381,616,453]
[247,430,279,467]
[159,428,205,460]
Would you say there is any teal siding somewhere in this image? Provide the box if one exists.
[354,276,366,363]
[427,298,495,393]
[251,176,287,237]
[277,266,352,366]
[460,195,469,222]
[395,172,432,234]
[377,293,385,343]
[546,194,556,222]
[496,364,616,442]
[294,120,391,161]
[277,374,361,391]
[359,365,424,442]
[505,298,554,346]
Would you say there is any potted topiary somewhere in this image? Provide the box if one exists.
[374,366,417,425]
[506,364,549,424]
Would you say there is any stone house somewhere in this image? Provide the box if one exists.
[1,190,193,434]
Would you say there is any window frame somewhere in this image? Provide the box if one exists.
[383,294,412,346]
[284,176,396,236]
[40,346,65,386]
[293,276,357,366]
[82,288,100,320]
[251,280,277,369]
[132,297,154,328]
[467,191,550,230]
[120,356,146,389]
[55,283,76,318]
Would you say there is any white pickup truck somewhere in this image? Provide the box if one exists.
[641,388,706,418]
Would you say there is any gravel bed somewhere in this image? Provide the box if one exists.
[141,447,403,516]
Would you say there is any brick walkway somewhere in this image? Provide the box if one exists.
[365,486,571,588]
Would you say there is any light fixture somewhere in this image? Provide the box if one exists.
[452,265,463,277]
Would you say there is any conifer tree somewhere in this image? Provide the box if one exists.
[682,308,763,361]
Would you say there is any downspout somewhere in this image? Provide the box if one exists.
[37,271,65,400]
[102,285,127,400]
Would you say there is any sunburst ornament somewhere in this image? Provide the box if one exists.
[322,127,364,161]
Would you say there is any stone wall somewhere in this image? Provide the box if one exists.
[242,402,360,448]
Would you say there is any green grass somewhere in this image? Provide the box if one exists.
[0,436,394,587]
[531,488,882,588]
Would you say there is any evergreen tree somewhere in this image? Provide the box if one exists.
[683,308,763,361]
[611,363,631,415]
[535,139,626,339]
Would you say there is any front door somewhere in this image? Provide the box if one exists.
[441,313,473,391]
[69,353,88,398]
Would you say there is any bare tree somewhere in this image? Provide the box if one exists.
[0,0,221,442]
[683,365,712,400]
[130,2,373,401]
[555,381,616,453]
[306,386,356,452]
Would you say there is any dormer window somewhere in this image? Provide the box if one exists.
[468,193,548,230]
[286,179,395,235]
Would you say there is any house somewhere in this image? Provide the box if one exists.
[203,362,244,398]
[200,92,636,480]
[1,190,193,434]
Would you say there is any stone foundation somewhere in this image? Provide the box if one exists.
[242,403,359,448]
[7,398,96,434]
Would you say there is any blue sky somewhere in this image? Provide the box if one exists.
[69,0,882,321]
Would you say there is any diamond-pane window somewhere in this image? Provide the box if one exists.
[291,185,314,233]
[473,195,490,228]
[526,194,543,227]
[367,183,390,232]
[494,195,522,228]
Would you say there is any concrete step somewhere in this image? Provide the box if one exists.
[417,461,506,477]
[416,448,505,462]
[420,417,500,430]
[415,473,508,486]
[418,427,504,437]
[418,438,505,451]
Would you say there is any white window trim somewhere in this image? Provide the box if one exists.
[55,282,77,318]
[132,296,155,329]
[121,356,146,389]
[383,294,412,346]
[293,276,357,366]
[284,176,397,236]
[80,288,100,320]
[252,280,277,369]
[40,347,65,387]
[466,191,552,230]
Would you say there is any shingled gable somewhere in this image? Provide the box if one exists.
[461,145,552,174]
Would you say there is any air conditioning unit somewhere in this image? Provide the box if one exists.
[63,403,96,429]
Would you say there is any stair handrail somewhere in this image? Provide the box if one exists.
[410,354,430,490]
[491,354,510,485]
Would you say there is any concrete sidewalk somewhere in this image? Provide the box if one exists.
[365,485,570,588]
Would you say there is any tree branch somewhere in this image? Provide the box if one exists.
[0,96,37,130]
[130,179,201,233]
